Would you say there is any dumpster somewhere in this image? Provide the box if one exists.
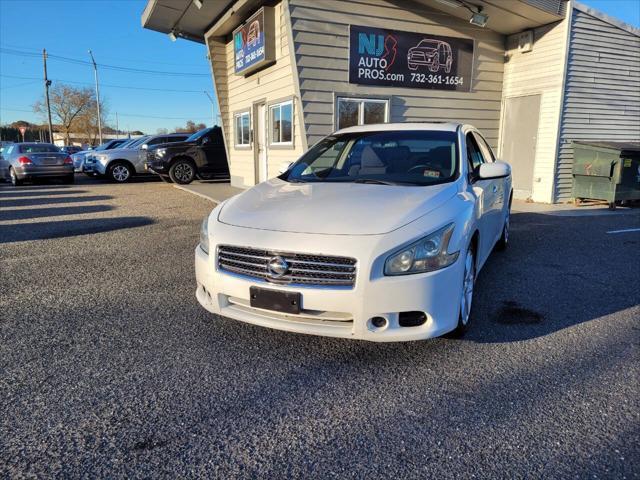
[572,141,640,209]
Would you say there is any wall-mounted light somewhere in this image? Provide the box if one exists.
[193,0,203,9]
[434,0,462,7]
[168,30,178,41]
[469,10,489,27]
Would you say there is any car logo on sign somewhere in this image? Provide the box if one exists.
[267,256,289,278]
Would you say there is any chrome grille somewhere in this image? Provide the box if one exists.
[217,245,357,287]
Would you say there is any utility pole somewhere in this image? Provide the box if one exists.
[203,91,216,126]
[88,50,103,144]
[115,112,119,139]
[42,49,54,143]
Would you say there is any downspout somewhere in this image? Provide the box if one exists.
[204,34,231,175]
[283,0,308,152]
[551,0,574,203]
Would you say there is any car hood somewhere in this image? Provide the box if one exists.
[100,147,137,156]
[218,178,458,235]
[150,140,197,151]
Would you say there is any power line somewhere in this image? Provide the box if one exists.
[0,74,208,93]
[0,48,210,77]
[1,42,206,68]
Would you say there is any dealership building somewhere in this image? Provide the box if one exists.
[142,0,639,203]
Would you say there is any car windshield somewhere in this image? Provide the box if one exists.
[126,136,150,149]
[186,128,211,142]
[417,40,439,49]
[20,144,60,153]
[282,130,459,186]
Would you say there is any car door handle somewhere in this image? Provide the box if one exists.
[492,185,498,193]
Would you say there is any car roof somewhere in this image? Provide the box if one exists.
[334,122,462,135]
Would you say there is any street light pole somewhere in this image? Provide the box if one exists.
[42,49,54,143]
[203,91,216,126]
[115,112,119,139]
[88,50,103,145]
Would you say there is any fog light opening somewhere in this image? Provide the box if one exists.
[398,311,427,327]
[369,316,388,331]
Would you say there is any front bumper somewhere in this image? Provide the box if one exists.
[408,54,437,66]
[194,226,465,342]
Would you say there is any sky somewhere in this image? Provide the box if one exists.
[0,0,218,134]
[1,0,639,135]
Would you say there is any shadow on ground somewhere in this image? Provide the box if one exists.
[0,217,154,243]
[1,204,115,221]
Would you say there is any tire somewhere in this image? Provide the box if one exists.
[496,206,510,251]
[450,245,476,337]
[429,56,440,72]
[159,175,173,183]
[108,161,132,183]
[62,175,75,184]
[9,167,23,186]
[445,57,452,74]
[169,159,196,185]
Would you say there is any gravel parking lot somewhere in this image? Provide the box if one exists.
[1,178,639,478]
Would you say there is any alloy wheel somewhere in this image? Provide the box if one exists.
[112,165,130,182]
[174,163,194,182]
[503,210,510,245]
[460,249,475,326]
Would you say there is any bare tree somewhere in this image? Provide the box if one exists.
[156,128,169,135]
[33,84,95,145]
[75,98,109,146]
[175,120,206,133]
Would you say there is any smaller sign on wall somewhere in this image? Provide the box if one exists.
[349,25,474,92]
[233,7,276,76]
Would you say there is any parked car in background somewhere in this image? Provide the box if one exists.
[92,133,189,182]
[0,142,74,186]
[83,138,137,175]
[195,123,512,342]
[146,127,229,184]
[60,145,83,155]
[136,133,189,175]
[72,138,128,173]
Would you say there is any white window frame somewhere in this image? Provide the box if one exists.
[268,99,294,147]
[234,110,251,149]
[336,97,389,130]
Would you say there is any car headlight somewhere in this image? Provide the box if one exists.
[384,223,459,275]
[156,148,167,157]
[199,215,209,254]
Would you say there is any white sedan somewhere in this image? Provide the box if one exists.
[195,123,512,342]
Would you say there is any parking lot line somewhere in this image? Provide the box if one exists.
[606,228,640,234]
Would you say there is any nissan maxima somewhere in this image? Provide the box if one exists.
[196,123,512,342]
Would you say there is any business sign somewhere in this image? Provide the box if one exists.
[349,25,474,92]
[233,7,275,76]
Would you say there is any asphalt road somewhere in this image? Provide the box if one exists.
[1,177,639,479]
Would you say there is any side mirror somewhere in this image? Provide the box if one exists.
[279,161,293,174]
[201,136,210,145]
[477,161,510,180]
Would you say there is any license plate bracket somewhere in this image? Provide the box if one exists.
[250,287,301,314]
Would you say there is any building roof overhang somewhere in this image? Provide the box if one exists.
[141,0,568,44]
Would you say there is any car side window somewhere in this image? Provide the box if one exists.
[473,132,496,162]
[466,132,485,173]
[148,137,166,146]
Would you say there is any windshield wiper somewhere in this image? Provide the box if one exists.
[353,178,398,185]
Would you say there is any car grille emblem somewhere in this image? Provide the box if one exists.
[267,256,289,278]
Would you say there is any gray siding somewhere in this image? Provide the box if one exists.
[288,0,506,148]
[523,0,567,16]
[555,7,640,201]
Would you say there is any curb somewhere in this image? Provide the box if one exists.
[172,184,218,203]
